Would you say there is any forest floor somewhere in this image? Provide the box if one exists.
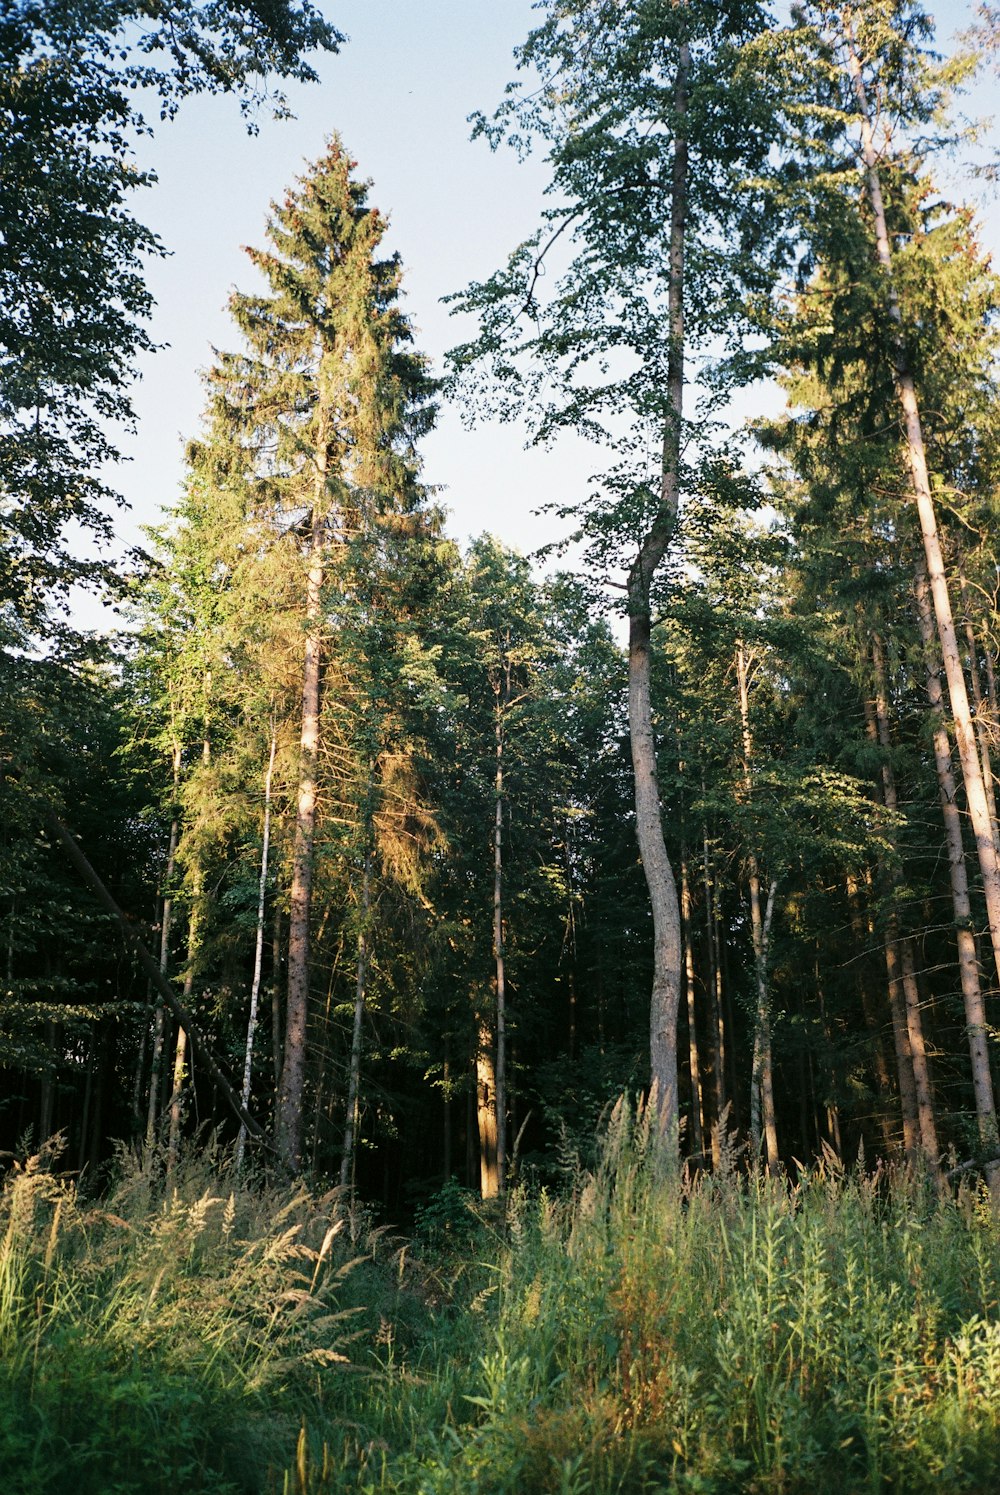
[3,1114,1000,1494]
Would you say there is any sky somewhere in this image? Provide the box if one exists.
[87,0,597,630]
[77,0,999,630]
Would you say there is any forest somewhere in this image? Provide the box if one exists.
[5,1,1000,1491]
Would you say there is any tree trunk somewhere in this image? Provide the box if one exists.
[914,566,999,1153]
[146,743,181,1145]
[735,642,779,1172]
[844,17,1000,993]
[627,38,688,1154]
[493,686,508,1191]
[276,488,326,1173]
[702,821,726,1166]
[680,854,705,1159]
[340,840,373,1191]
[236,724,277,1171]
[868,635,939,1161]
[960,571,1000,847]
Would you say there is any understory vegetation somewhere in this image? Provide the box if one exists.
[4,1114,1000,1494]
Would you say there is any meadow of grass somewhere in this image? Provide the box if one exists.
[3,1109,1000,1494]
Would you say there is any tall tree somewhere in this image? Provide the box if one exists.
[188,139,436,1172]
[450,0,780,1152]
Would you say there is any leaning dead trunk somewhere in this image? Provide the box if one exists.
[627,38,688,1154]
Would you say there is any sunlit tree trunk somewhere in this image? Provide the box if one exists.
[628,39,688,1154]
[476,1019,500,1198]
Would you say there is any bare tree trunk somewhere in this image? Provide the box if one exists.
[340,842,373,1191]
[680,854,705,1159]
[869,636,938,1161]
[914,566,999,1153]
[735,642,779,1172]
[627,39,688,1154]
[277,492,326,1173]
[493,687,508,1191]
[236,724,277,1172]
[844,17,1000,992]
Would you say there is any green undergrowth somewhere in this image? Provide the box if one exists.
[4,1117,1000,1494]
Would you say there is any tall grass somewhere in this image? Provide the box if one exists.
[0,1137,397,1494]
[5,1116,1000,1493]
[291,1103,1000,1494]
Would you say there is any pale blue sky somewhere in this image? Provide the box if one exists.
[83,0,998,628]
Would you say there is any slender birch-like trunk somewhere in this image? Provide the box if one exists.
[236,724,277,1172]
[843,14,1000,992]
[340,839,373,1191]
[914,566,999,1153]
[276,433,328,1173]
[627,38,688,1153]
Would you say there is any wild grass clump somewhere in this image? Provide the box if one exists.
[290,1103,1000,1494]
[0,1136,410,1495]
